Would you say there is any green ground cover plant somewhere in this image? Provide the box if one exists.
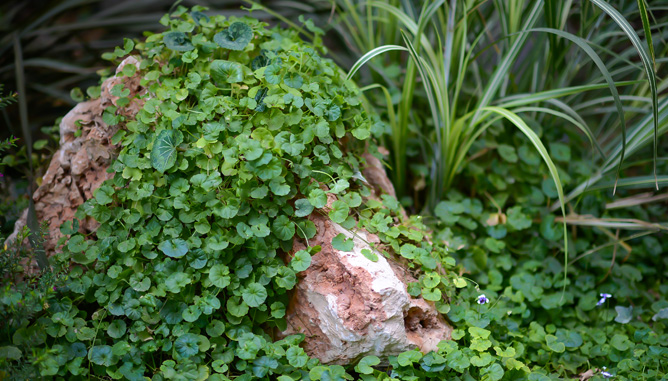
[1,1,667,380]
[1,6,456,379]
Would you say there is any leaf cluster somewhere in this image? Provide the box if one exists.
[4,5,456,380]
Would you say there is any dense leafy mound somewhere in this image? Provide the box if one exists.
[15,6,455,380]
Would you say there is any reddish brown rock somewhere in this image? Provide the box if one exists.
[6,56,144,260]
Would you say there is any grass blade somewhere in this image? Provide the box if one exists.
[481,106,569,291]
[470,1,543,126]
[496,81,642,108]
[590,0,659,190]
[512,106,604,158]
[346,45,407,81]
[637,0,655,68]
[529,27,628,193]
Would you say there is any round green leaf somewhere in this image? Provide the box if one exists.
[214,22,253,50]
[158,238,189,258]
[206,320,226,336]
[614,305,633,324]
[242,282,267,308]
[89,345,114,366]
[163,31,194,51]
[107,320,126,339]
[0,346,22,361]
[191,11,210,25]
[227,296,249,317]
[183,305,202,322]
[422,273,441,289]
[272,215,295,241]
[151,129,183,173]
[332,233,354,252]
[329,200,349,224]
[308,189,327,209]
[355,355,380,374]
[422,287,442,302]
[284,72,303,89]
[209,264,231,289]
[174,333,200,358]
[291,250,312,272]
[294,198,314,217]
[210,60,245,84]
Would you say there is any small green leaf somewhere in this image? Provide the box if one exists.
[294,199,314,217]
[545,335,565,353]
[107,320,126,339]
[0,346,22,360]
[284,72,303,89]
[214,22,253,50]
[174,333,200,358]
[308,189,328,208]
[470,352,494,367]
[211,60,245,84]
[242,282,267,307]
[453,277,467,288]
[422,273,441,288]
[652,307,668,321]
[332,233,354,252]
[615,306,633,324]
[329,200,349,224]
[209,264,231,289]
[158,238,188,258]
[151,129,183,173]
[397,350,422,366]
[291,250,312,272]
[272,215,295,241]
[89,345,114,366]
[163,31,194,51]
[422,288,442,301]
[355,355,380,374]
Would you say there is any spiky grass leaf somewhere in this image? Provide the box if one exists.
[481,106,569,290]
[346,45,407,81]
[591,0,659,189]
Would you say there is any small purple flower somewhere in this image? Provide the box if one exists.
[596,293,612,306]
[52,286,57,292]
[601,367,614,378]
[476,294,489,305]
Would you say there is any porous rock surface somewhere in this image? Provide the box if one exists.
[8,56,452,364]
[6,56,144,261]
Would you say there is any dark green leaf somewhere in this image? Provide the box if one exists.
[214,22,253,51]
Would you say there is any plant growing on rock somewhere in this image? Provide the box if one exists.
[10,5,457,379]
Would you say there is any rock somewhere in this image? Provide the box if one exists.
[362,151,396,198]
[283,211,452,365]
[5,57,144,264]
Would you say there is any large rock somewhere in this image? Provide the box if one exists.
[283,212,452,365]
[6,57,144,265]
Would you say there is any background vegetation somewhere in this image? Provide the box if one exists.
[1,0,667,380]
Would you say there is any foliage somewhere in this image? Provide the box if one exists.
[0,0,332,177]
[0,84,17,109]
[0,225,65,380]
[0,6,456,379]
[0,135,19,178]
[1,1,667,380]
[338,0,665,214]
[393,123,668,380]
